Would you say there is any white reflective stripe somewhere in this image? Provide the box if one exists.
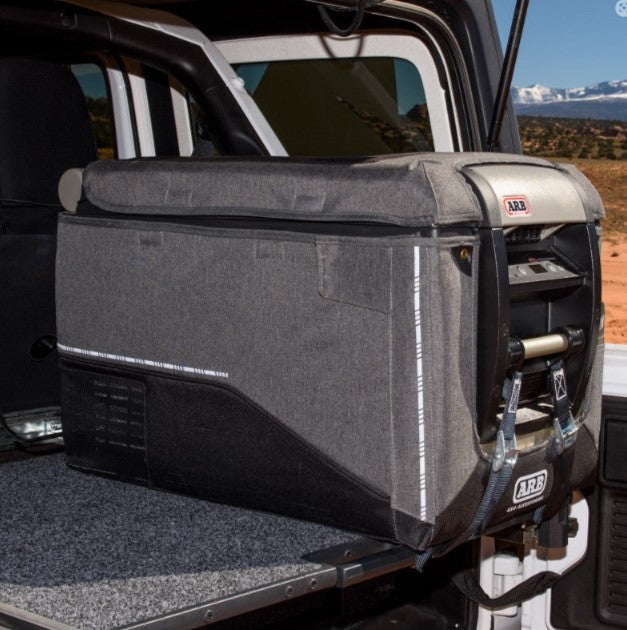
[57,344,229,379]
[414,246,427,521]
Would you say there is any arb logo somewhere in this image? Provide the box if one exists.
[513,470,548,504]
[503,195,531,217]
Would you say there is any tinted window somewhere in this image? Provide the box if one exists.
[235,57,433,156]
[71,63,114,159]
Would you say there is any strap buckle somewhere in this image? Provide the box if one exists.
[552,413,578,455]
[493,371,522,472]
[493,430,518,472]
[549,361,579,454]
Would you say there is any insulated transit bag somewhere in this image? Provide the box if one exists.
[56,153,604,551]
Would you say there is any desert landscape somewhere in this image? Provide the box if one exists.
[570,159,626,344]
[518,115,626,343]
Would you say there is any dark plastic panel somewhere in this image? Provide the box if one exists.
[551,396,627,629]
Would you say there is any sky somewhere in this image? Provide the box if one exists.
[69,4,626,97]
[492,0,627,89]
[72,63,108,99]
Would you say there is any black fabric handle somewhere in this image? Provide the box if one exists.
[452,568,560,609]
[317,0,367,37]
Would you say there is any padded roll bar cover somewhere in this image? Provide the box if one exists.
[58,168,85,213]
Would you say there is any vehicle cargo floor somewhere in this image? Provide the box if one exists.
[0,454,359,630]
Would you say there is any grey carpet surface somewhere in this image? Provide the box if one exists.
[0,455,357,629]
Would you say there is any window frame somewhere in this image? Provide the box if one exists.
[49,52,200,160]
[108,54,195,158]
[67,56,120,159]
[216,31,458,154]
[64,52,137,159]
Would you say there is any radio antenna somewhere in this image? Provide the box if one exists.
[486,0,530,151]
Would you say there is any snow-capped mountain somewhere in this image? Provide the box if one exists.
[512,80,627,120]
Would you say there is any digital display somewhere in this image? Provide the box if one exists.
[529,263,548,274]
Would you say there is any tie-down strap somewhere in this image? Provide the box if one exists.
[415,370,524,571]
[467,358,579,542]
[548,359,579,454]
[466,369,522,541]
[416,359,579,570]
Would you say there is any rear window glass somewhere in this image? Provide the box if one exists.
[235,57,433,156]
[71,63,115,160]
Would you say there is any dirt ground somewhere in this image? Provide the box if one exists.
[572,160,627,344]
[601,235,627,344]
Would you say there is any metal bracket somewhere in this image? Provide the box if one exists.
[305,538,415,589]
[1,407,63,446]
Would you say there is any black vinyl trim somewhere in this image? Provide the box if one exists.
[59,358,432,548]
[0,2,267,156]
[142,64,179,157]
[550,397,627,629]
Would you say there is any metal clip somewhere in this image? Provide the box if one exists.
[552,413,578,455]
[493,429,518,472]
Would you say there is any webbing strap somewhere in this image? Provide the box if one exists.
[452,567,560,609]
[416,362,581,609]
[462,370,522,541]
[415,371,523,568]
[533,504,546,526]
[548,359,578,454]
